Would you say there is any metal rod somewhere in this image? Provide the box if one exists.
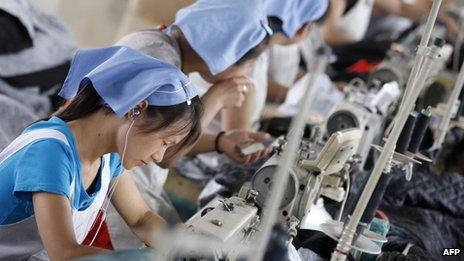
[397,0,442,120]
[434,59,464,149]
[330,2,442,260]
[253,47,330,261]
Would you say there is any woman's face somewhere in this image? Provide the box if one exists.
[117,121,188,169]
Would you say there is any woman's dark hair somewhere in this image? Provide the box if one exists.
[55,84,203,160]
[268,16,284,34]
[235,35,271,65]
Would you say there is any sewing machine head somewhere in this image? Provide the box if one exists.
[250,128,362,223]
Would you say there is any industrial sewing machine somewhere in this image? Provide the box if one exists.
[325,82,401,169]
[183,128,363,260]
[325,28,453,169]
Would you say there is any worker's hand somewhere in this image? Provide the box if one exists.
[218,130,273,164]
[209,77,253,108]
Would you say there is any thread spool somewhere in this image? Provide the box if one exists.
[359,171,392,225]
[408,107,432,153]
[396,112,417,154]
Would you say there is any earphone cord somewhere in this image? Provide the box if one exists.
[88,118,136,246]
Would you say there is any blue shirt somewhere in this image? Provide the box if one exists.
[0,117,123,225]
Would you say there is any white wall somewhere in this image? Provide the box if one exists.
[35,0,128,48]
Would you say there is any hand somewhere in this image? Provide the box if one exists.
[209,77,253,108]
[218,130,273,164]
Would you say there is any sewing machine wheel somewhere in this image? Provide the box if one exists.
[251,165,296,209]
[326,110,359,135]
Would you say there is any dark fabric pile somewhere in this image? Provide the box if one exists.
[345,161,464,260]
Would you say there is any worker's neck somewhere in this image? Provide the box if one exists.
[171,29,203,75]
[67,112,120,165]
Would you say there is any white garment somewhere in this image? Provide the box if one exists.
[336,0,375,42]
[268,44,301,87]
[271,29,343,120]
[277,72,344,118]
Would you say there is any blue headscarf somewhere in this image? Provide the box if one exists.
[59,46,197,116]
[266,0,329,38]
[169,0,273,75]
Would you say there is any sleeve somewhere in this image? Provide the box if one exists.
[13,139,74,201]
[109,153,124,179]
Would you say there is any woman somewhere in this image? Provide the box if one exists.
[0,46,202,260]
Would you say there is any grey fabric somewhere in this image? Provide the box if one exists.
[116,29,182,69]
[0,215,46,261]
[0,77,51,117]
[297,248,323,261]
[0,94,37,150]
[0,0,76,117]
[0,129,10,153]
[0,0,76,77]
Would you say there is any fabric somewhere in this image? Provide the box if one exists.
[344,162,464,260]
[116,29,182,69]
[0,0,76,77]
[269,44,301,87]
[0,94,37,151]
[169,0,272,75]
[0,117,123,225]
[248,51,270,130]
[336,0,374,42]
[82,211,114,250]
[265,0,329,37]
[0,0,76,115]
[0,9,32,54]
[59,46,197,116]
[0,79,51,117]
[297,248,323,261]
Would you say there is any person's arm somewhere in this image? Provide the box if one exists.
[187,131,273,164]
[200,77,251,128]
[374,0,431,21]
[186,133,216,155]
[374,0,459,38]
[267,76,289,103]
[110,171,167,248]
[158,130,273,168]
[320,0,359,46]
[33,193,108,260]
[221,84,254,131]
[200,90,226,129]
